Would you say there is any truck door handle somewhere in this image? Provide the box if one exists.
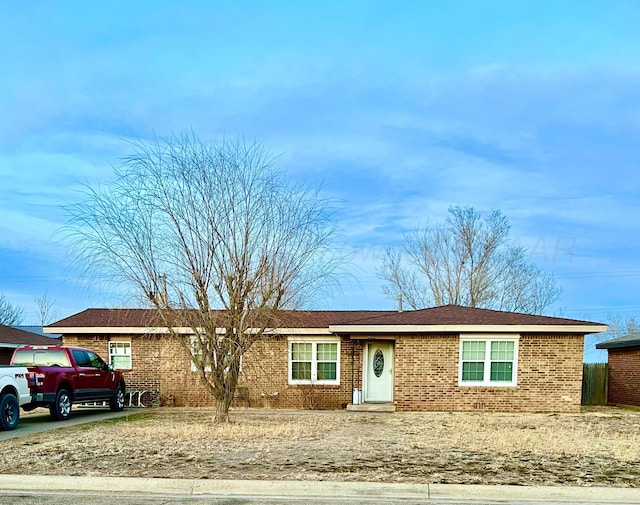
[79,373,87,377]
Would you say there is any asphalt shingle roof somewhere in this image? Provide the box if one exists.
[596,332,640,350]
[47,305,604,330]
[0,325,61,346]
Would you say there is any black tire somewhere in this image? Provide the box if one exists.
[0,394,19,431]
[110,383,125,412]
[49,388,72,421]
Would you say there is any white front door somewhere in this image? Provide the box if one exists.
[364,341,394,402]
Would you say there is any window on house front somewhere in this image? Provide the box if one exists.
[288,338,340,385]
[108,342,132,370]
[459,336,518,387]
[190,336,242,373]
[191,336,213,372]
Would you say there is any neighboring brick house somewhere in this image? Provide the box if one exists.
[596,332,640,407]
[44,305,606,413]
[0,325,61,364]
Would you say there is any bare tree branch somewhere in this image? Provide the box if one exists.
[61,133,341,422]
[34,292,61,326]
[0,294,24,326]
[378,206,561,314]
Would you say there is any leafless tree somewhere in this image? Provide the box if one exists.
[35,292,61,326]
[604,314,637,338]
[0,294,24,326]
[63,133,340,422]
[378,206,561,314]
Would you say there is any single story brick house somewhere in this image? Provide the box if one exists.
[0,324,61,364]
[44,305,606,413]
[596,332,640,407]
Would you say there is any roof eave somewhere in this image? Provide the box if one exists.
[46,323,609,336]
[329,324,609,334]
[44,326,333,336]
[596,341,640,350]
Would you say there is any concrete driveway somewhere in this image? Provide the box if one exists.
[0,407,135,441]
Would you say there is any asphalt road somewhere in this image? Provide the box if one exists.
[0,407,135,441]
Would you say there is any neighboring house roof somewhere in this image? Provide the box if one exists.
[596,332,640,350]
[45,305,607,335]
[0,324,61,348]
[14,325,63,339]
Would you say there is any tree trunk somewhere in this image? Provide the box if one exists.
[214,394,233,423]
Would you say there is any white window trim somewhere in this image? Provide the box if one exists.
[108,341,132,370]
[190,336,242,373]
[190,336,211,372]
[288,336,340,386]
[458,334,519,387]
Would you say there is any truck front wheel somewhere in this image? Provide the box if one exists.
[0,394,19,431]
[50,388,72,421]
[110,384,125,412]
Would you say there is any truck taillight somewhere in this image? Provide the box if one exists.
[27,372,45,387]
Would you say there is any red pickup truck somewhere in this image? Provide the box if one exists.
[10,345,126,421]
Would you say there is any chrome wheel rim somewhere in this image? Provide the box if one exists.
[59,393,71,417]
[116,388,125,409]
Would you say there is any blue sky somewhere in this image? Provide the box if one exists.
[1,1,639,359]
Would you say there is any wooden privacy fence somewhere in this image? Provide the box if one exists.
[582,363,608,405]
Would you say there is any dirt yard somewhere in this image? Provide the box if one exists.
[1,406,639,487]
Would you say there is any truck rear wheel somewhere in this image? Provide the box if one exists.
[0,394,19,431]
[50,388,72,421]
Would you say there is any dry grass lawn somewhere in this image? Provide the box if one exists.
[2,406,639,487]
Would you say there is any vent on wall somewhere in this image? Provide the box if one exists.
[473,402,487,410]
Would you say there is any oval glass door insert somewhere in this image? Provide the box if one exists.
[373,348,384,377]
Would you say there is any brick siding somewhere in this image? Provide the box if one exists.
[607,348,640,407]
[61,331,584,412]
[394,333,583,413]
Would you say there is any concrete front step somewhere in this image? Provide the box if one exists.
[346,403,396,412]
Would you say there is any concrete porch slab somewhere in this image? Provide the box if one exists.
[346,403,396,412]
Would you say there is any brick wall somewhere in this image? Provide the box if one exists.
[607,348,640,407]
[240,336,361,409]
[393,333,584,413]
[61,331,585,413]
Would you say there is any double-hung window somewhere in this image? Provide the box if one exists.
[190,336,242,373]
[190,336,213,372]
[459,335,518,387]
[108,341,132,370]
[288,338,340,385]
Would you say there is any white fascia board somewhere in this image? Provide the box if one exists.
[328,324,609,334]
[265,328,333,335]
[45,326,332,336]
[46,323,609,336]
[43,326,210,335]
[287,334,340,341]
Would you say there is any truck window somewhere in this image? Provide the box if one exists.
[86,351,106,369]
[72,350,91,367]
[12,349,71,367]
